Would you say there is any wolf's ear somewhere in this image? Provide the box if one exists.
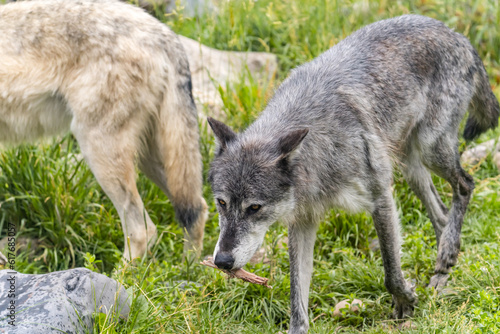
[207,117,237,154]
[278,128,309,158]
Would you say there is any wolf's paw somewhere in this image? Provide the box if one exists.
[428,273,450,290]
[435,251,458,272]
[392,297,415,319]
[391,280,417,319]
[435,237,460,273]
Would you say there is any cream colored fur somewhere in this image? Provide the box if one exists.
[0,0,207,260]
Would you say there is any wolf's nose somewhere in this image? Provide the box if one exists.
[214,252,235,270]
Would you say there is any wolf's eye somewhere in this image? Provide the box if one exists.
[248,204,261,214]
[217,199,226,207]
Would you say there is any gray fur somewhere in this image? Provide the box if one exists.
[208,14,499,333]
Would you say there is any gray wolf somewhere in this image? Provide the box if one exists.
[0,0,207,260]
[207,15,499,333]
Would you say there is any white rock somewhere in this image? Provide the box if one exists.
[179,36,278,118]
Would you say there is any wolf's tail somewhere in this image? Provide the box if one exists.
[463,56,500,141]
[157,41,207,254]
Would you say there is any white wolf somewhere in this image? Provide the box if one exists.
[0,0,208,260]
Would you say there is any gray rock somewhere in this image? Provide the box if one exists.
[0,268,129,333]
[178,36,278,118]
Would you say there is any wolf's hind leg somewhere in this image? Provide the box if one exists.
[72,126,157,261]
[423,136,474,289]
[371,189,417,319]
[401,153,448,246]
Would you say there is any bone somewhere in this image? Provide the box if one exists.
[200,256,272,288]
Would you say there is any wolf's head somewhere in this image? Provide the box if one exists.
[207,117,308,270]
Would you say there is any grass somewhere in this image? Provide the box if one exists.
[1,0,500,332]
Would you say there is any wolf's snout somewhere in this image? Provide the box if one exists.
[214,252,235,270]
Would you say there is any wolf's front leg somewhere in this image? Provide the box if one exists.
[72,123,157,261]
[288,217,319,334]
[371,190,417,319]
